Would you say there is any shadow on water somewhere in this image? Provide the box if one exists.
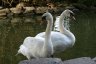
[0,11,96,64]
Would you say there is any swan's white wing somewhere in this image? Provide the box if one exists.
[53,16,70,31]
[23,37,44,48]
[22,36,45,57]
[23,36,44,51]
[64,18,70,30]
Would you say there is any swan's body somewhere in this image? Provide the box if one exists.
[17,12,54,59]
[36,9,75,53]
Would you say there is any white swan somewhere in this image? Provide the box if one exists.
[36,10,75,53]
[54,9,75,31]
[16,12,54,59]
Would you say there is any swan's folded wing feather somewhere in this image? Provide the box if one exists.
[35,32,45,38]
[22,36,44,49]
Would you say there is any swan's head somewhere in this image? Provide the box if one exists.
[62,9,75,20]
[42,12,53,22]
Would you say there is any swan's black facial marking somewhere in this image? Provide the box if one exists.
[41,16,47,25]
[70,12,74,17]
[42,16,46,20]
[70,12,76,20]
[42,12,52,21]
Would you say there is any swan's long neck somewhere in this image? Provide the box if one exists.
[59,13,65,33]
[45,19,53,42]
[43,17,53,56]
[59,13,75,42]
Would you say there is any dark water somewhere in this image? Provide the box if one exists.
[0,12,96,64]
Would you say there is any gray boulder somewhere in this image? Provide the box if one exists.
[92,57,96,62]
[19,58,62,64]
[63,57,96,64]
[19,57,96,64]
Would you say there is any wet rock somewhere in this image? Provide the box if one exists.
[63,57,96,64]
[19,58,62,64]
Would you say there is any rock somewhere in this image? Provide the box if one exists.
[0,13,7,16]
[0,8,8,13]
[24,7,35,13]
[92,57,96,62]
[36,7,48,14]
[19,57,96,64]
[63,57,96,64]
[16,2,25,9]
[0,6,3,10]
[0,8,10,16]
[10,7,21,14]
[19,58,62,64]
[10,7,25,14]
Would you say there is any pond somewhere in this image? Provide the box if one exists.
[0,11,96,64]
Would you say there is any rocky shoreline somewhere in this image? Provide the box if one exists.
[19,57,96,64]
[0,6,78,17]
[0,4,96,18]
